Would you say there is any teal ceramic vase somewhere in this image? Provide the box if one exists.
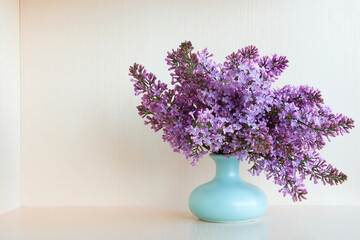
[188,154,268,223]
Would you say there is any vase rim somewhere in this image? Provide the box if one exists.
[209,153,235,156]
[208,153,245,161]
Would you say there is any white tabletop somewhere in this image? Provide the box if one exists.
[0,206,359,240]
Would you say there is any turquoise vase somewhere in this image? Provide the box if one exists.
[188,154,268,223]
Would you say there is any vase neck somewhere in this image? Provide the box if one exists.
[210,154,242,180]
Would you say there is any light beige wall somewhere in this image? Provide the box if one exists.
[0,0,20,214]
[20,0,360,206]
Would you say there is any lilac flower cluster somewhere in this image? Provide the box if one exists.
[129,41,354,201]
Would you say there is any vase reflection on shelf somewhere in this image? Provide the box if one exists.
[188,154,268,223]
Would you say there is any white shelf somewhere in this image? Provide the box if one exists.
[0,206,359,240]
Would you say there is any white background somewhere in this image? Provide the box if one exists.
[8,0,360,208]
[0,0,20,214]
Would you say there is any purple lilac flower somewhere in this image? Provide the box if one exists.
[129,41,354,202]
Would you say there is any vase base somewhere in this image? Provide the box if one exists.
[198,218,258,224]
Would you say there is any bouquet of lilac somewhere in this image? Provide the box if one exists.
[129,41,354,202]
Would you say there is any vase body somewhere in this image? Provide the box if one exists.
[188,154,268,223]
